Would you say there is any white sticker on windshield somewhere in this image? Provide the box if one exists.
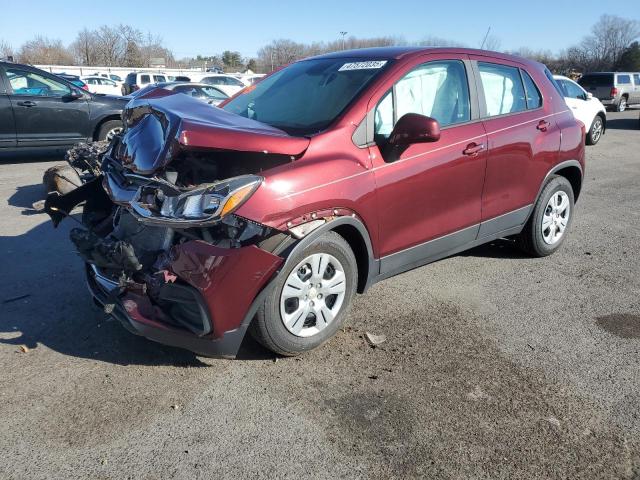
[338,60,387,71]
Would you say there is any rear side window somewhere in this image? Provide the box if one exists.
[140,75,150,84]
[617,74,631,84]
[374,60,471,136]
[521,70,542,109]
[478,62,527,116]
[634,74,640,85]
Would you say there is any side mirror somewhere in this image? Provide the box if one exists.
[63,90,84,101]
[586,92,593,100]
[388,113,441,146]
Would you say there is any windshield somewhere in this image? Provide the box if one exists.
[222,58,390,135]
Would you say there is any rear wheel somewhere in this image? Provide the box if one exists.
[516,175,575,257]
[616,96,628,112]
[586,115,604,145]
[250,231,357,356]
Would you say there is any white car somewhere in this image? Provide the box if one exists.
[200,74,246,96]
[93,72,124,87]
[554,75,606,145]
[81,76,122,96]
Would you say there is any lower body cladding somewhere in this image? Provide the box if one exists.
[87,242,283,358]
[46,177,284,358]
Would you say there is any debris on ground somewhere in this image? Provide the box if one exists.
[365,331,387,347]
[546,416,561,428]
[18,345,29,353]
[466,385,491,401]
[171,404,180,410]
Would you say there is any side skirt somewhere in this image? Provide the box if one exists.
[376,205,532,281]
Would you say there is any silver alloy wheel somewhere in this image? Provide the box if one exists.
[280,253,347,337]
[591,117,603,143]
[105,126,123,141]
[542,191,570,245]
[618,98,627,112]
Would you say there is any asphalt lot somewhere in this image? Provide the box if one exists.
[1,110,639,479]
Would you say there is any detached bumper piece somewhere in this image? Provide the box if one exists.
[86,241,283,358]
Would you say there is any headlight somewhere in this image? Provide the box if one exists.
[129,175,262,226]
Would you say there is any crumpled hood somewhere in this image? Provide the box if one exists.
[114,89,310,175]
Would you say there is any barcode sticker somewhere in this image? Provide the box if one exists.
[338,61,387,71]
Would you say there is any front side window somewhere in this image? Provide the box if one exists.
[617,74,631,84]
[223,57,390,135]
[558,79,586,99]
[478,62,527,116]
[373,60,471,137]
[154,75,166,82]
[6,68,71,97]
[634,74,640,86]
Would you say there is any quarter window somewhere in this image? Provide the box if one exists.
[374,60,471,137]
[478,62,527,116]
[521,70,542,108]
[6,68,71,97]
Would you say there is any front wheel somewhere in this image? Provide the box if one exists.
[97,120,123,142]
[586,115,604,145]
[250,231,357,356]
[516,175,575,257]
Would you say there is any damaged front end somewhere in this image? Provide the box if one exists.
[44,92,305,357]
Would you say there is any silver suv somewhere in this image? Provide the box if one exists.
[578,72,640,112]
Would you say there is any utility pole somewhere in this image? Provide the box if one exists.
[340,31,348,50]
[270,49,274,72]
[480,26,491,49]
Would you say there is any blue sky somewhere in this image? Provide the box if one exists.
[1,0,639,58]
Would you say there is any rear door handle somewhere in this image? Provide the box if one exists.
[463,142,484,156]
[536,120,550,132]
[16,100,37,107]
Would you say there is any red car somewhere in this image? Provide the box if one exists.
[46,47,585,357]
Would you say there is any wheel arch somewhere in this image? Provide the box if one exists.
[540,160,583,203]
[277,216,378,294]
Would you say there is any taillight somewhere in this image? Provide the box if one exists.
[610,87,618,97]
[82,84,89,91]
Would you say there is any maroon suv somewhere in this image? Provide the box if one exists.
[46,47,585,357]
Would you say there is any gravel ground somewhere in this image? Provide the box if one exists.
[1,110,639,479]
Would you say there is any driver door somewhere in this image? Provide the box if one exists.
[369,55,487,275]
[5,66,90,147]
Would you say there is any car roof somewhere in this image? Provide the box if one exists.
[305,46,541,67]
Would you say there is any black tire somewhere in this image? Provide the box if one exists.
[616,96,628,112]
[586,115,604,145]
[516,175,575,257]
[250,231,358,356]
[97,119,123,141]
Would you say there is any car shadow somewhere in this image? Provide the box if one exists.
[0,205,273,366]
[606,117,640,131]
[460,238,531,259]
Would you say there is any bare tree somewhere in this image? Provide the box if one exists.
[419,36,464,47]
[71,28,98,65]
[18,36,73,65]
[0,39,13,59]
[96,25,123,66]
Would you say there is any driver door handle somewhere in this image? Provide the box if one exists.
[463,142,484,156]
[16,100,37,107]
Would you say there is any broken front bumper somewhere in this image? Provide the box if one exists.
[86,241,283,358]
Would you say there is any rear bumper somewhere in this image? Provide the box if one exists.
[86,241,283,358]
